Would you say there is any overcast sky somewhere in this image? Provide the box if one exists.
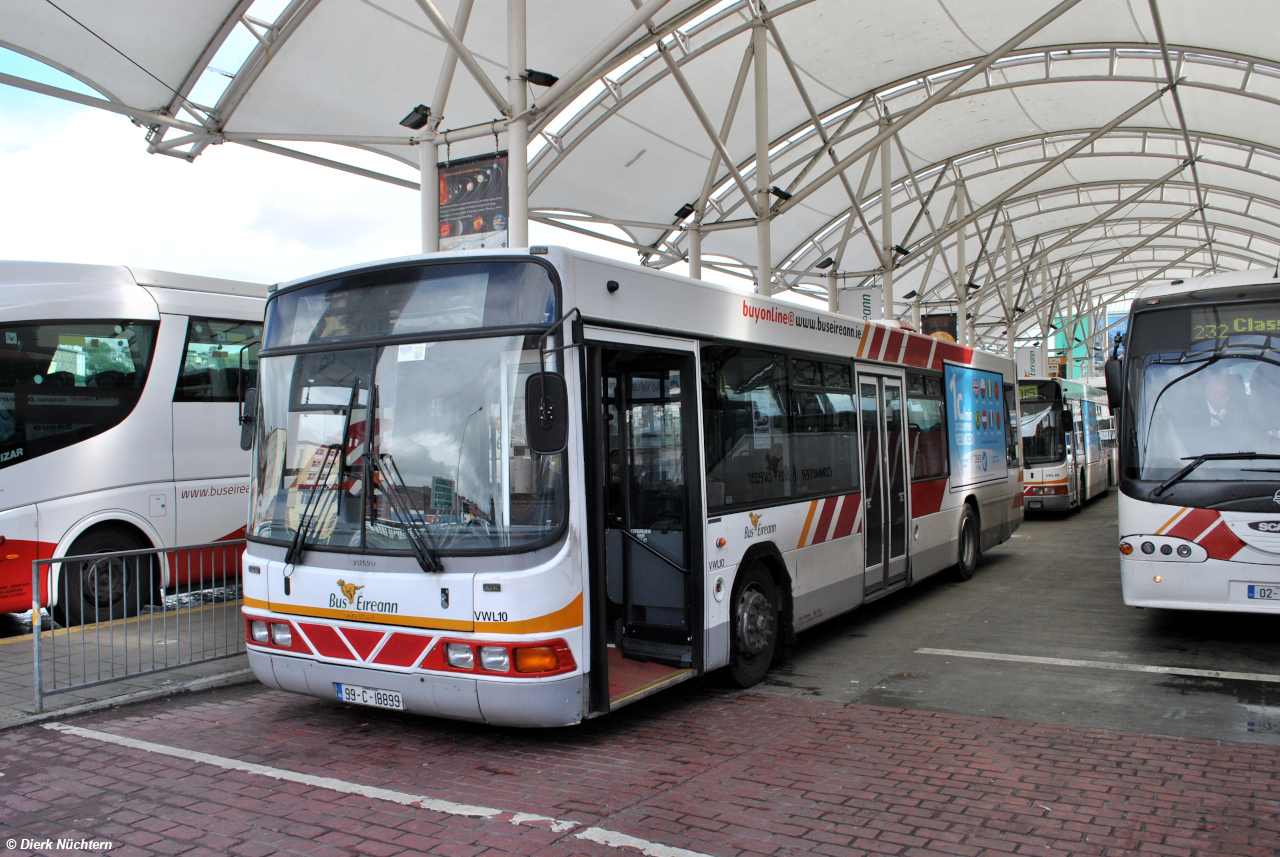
[0,46,647,287]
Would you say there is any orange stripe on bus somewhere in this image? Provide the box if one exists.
[1154,508,1188,535]
[798,500,819,548]
[243,595,473,631]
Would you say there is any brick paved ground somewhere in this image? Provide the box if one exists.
[2,681,1279,857]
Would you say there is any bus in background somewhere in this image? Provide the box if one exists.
[1105,268,1280,613]
[239,247,1024,727]
[1019,377,1112,512]
[0,262,265,625]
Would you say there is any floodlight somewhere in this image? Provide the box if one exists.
[815,257,835,269]
[901,290,918,300]
[893,244,911,256]
[770,186,792,201]
[965,281,981,291]
[524,69,559,87]
[674,202,696,219]
[399,104,432,130]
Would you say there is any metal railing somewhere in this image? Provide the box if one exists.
[32,540,246,712]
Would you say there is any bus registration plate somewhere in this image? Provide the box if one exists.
[1246,585,1280,600]
[335,683,404,710]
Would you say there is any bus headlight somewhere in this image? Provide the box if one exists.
[446,643,474,669]
[249,620,269,643]
[270,623,292,647]
[479,646,510,672]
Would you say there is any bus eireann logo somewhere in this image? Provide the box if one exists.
[749,513,761,529]
[1273,489,1280,506]
[336,579,364,602]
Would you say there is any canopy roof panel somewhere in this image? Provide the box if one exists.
[2,0,1278,355]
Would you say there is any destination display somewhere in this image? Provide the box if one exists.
[1190,304,1280,342]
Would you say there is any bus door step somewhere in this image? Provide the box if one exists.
[620,637,692,666]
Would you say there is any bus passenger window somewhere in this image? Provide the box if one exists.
[789,359,858,498]
[174,318,262,402]
[905,373,947,480]
[701,345,791,511]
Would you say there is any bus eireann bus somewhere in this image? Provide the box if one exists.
[1019,377,1114,512]
[0,262,265,625]
[240,247,1024,726]
[1106,267,1280,612]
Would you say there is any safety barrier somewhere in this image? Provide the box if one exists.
[31,540,246,712]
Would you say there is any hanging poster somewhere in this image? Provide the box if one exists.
[438,151,508,251]
[921,313,958,342]
[841,286,881,321]
[944,364,1009,487]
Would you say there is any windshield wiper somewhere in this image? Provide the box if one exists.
[372,453,443,573]
[285,443,342,566]
[1152,452,1280,496]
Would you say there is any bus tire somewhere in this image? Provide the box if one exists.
[725,564,779,688]
[955,504,981,581]
[52,527,149,627]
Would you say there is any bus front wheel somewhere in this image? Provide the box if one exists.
[955,505,981,581]
[726,564,779,688]
[52,528,150,627]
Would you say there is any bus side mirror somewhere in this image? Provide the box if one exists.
[1104,359,1122,411]
[239,387,258,452]
[525,373,568,455]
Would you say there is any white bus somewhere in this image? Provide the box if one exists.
[0,262,265,625]
[240,247,1024,726]
[1019,377,1113,512]
[1106,268,1280,612]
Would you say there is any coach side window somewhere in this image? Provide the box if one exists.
[789,359,859,497]
[701,345,791,511]
[174,318,261,402]
[906,373,948,480]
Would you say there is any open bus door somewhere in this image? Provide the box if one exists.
[584,334,702,715]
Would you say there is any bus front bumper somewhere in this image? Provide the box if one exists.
[248,649,585,727]
[1121,559,1280,613]
[1023,491,1071,512]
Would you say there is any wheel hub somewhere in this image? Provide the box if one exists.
[737,585,774,656]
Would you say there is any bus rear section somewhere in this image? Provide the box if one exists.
[1108,270,1280,612]
[241,248,1023,726]
[0,262,264,624]
[1020,378,1111,512]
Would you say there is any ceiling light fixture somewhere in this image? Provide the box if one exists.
[399,104,432,130]
[524,69,559,87]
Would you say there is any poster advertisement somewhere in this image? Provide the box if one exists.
[841,286,881,321]
[921,314,958,342]
[944,364,1009,487]
[1015,345,1044,378]
[438,152,508,251]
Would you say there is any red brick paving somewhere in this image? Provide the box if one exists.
[1,682,1278,856]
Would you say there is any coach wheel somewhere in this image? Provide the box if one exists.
[726,564,779,688]
[52,528,150,627]
[955,505,980,581]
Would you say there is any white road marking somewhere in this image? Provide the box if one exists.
[43,723,710,857]
[916,648,1280,684]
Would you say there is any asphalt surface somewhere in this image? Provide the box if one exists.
[3,490,1280,856]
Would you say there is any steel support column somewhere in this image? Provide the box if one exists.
[689,227,702,279]
[754,21,771,295]
[955,189,969,346]
[507,0,528,248]
[880,129,893,319]
[421,139,439,252]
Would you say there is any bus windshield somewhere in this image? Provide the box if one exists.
[1126,299,1280,484]
[249,260,566,558]
[1020,401,1064,464]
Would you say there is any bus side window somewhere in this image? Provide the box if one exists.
[174,318,262,402]
[788,359,859,498]
[906,373,947,480]
[700,345,791,511]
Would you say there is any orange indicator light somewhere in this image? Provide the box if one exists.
[1153,575,1163,583]
[716,538,726,548]
[514,646,559,673]
[1119,543,1133,555]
